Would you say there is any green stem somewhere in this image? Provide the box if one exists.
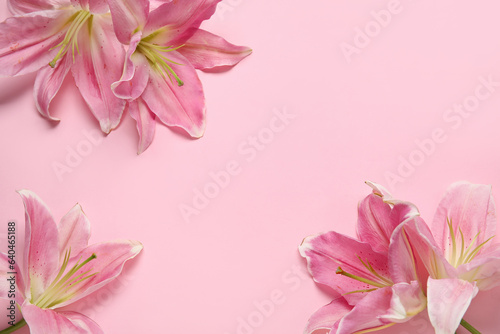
[0,319,27,334]
[460,319,481,334]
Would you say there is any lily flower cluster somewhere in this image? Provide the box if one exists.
[300,181,500,334]
[0,191,143,333]
[0,0,251,153]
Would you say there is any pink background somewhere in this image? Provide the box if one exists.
[1,0,500,333]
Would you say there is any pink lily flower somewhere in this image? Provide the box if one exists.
[299,182,426,334]
[0,0,126,133]
[107,0,252,153]
[403,182,500,334]
[0,190,142,333]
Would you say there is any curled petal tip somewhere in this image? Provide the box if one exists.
[130,240,144,253]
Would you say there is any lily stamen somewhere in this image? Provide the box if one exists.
[33,250,98,309]
[136,41,185,87]
[49,10,92,68]
[357,256,393,286]
[336,267,387,288]
[447,217,495,267]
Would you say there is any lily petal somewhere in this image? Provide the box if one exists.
[0,9,74,76]
[0,252,25,304]
[72,0,107,14]
[107,0,149,44]
[357,182,420,254]
[304,298,351,334]
[58,203,91,260]
[299,231,391,305]
[432,182,497,260]
[142,51,206,138]
[111,32,150,100]
[365,181,393,199]
[379,281,426,323]
[129,98,156,154]
[55,240,143,308]
[18,190,60,302]
[388,223,419,284]
[71,14,126,133]
[357,192,393,254]
[458,246,500,290]
[34,54,72,121]
[427,278,478,334]
[404,218,456,279]
[149,0,172,11]
[22,302,103,334]
[336,286,394,334]
[178,29,251,70]
[7,0,70,15]
[144,0,221,43]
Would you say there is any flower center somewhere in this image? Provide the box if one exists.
[447,218,494,268]
[336,256,393,294]
[32,249,98,309]
[136,40,185,86]
[49,10,92,68]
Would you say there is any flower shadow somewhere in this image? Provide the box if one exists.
[0,73,36,105]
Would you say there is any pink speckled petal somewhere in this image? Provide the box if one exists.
[432,182,497,261]
[17,190,59,302]
[299,231,391,305]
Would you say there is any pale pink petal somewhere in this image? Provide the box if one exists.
[432,182,497,260]
[299,231,391,305]
[71,14,126,133]
[58,204,91,260]
[144,0,221,42]
[111,32,150,100]
[8,0,71,14]
[18,190,60,302]
[34,54,72,121]
[129,98,156,154]
[87,0,108,13]
[178,29,251,70]
[336,287,394,334]
[304,298,351,334]
[72,0,107,13]
[404,218,456,279]
[379,281,426,323]
[0,9,74,76]
[0,252,26,304]
[22,303,103,334]
[388,223,419,284]
[365,181,393,199]
[142,51,206,138]
[427,278,478,334]
[55,240,143,308]
[107,0,149,44]
[458,247,500,290]
[357,182,420,254]
[149,0,172,11]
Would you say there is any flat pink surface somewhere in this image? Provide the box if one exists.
[1,1,500,333]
